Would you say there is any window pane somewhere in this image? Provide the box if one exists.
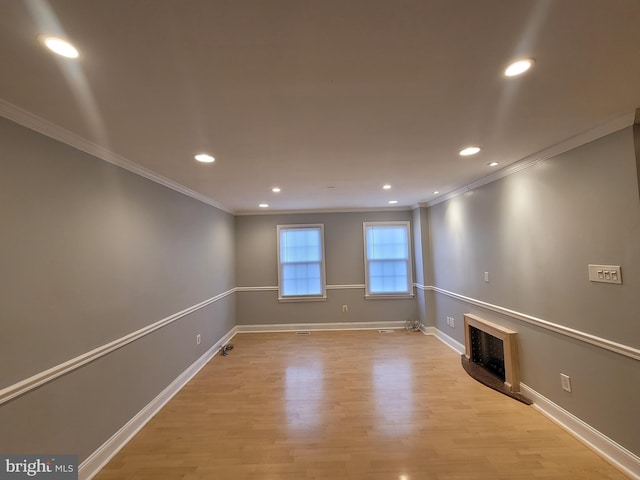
[368,260,408,293]
[365,223,411,295]
[282,263,321,296]
[279,225,325,298]
[280,228,322,262]
[366,226,408,260]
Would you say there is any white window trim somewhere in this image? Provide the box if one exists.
[363,221,414,299]
[277,224,327,302]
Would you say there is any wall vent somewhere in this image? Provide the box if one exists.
[378,329,395,334]
[295,331,311,336]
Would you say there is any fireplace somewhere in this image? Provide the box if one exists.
[469,325,506,382]
[463,314,521,394]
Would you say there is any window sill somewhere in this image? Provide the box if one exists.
[364,294,415,300]
[278,296,328,303]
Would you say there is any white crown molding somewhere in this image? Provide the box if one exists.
[79,326,238,480]
[2,100,632,217]
[236,321,406,333]
[423,111,635,208]
[520,383,640,480]
[0,288,236,406]
[235,206,413,216]
[429,286,640,361]
[0,99,232,214]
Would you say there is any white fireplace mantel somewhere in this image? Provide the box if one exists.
[464,314,521,393]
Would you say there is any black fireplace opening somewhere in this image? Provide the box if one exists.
[469,325,505,382]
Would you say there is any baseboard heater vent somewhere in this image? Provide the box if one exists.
[295,331,311,336]
[378,329,395,334]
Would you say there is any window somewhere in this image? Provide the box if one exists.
[363,221,413,297]
[277,224,326,300]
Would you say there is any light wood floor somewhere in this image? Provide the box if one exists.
[95,331,629,479]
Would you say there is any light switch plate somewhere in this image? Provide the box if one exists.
[588,264,622,284]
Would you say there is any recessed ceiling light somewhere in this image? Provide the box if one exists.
[459,146,481,156]
[40,35,79,58]
[388,200,398,204]
[505,59,534,77]
[433,191,439,195]
[194,153,215,163]
[489,162,499,167]
[272,187,281,193]
[259,203,269,208]
[383,184,391,190]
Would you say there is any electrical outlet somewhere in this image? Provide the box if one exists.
[560,373,571,392]
[196,333,201,345]
[450,317,454,328]
[445,316,450,326]
[342,304,348,312]
[484,272,490,282]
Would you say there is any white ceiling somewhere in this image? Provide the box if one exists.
[1,0,639,214]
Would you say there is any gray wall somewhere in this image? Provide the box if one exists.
[3,110,638,464]
[235,211,418,325]
[412,206,435,327]
[0,117,236,460]
[427,127,640,455]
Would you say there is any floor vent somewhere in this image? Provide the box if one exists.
[295,331,311,336]
[378,329,395,334]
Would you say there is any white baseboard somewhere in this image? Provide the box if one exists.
[520,383,640,480]
[433,328,466,354]
[431,327,640,478]
[79,326,238,480]
[419,325,436,336]
[78,324,639,480]
[236,321,406,333]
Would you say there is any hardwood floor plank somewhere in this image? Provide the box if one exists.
[94,331,630,479]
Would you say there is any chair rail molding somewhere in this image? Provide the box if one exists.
[414,284,640,361]
[0,288,236,406]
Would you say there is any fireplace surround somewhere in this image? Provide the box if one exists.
[463,314,521,393]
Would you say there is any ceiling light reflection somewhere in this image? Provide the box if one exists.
[194,153,215,163]
[459,146,481,156]
[505,59,534,77]
[40,35,79,58]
